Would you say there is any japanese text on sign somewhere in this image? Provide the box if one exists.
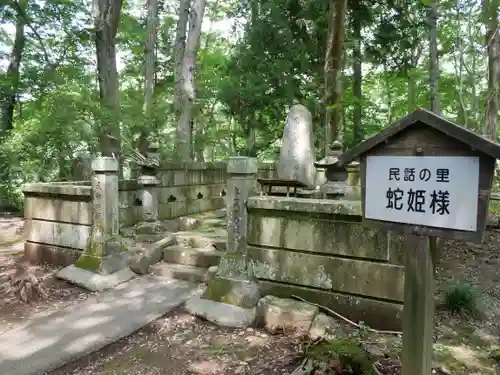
[364,156,479,231]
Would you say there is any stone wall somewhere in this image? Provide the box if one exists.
[23,181,93,265]
[23,180,140,265]
[246,196,406,330]
[157,162,227,219]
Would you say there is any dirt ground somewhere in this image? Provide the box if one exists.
[0,214,91,334]
[2,213,500,374]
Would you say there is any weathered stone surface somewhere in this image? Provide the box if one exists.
[25,219,91,250]
[205,277,260,308]
[308,313,341,340]
[135,221,165,235]
[56,265,135,292]
[24,242,80,267]
[185,292,257,328]
[159,184,226,203]
[162,247,222,268]
[248,213,396,261]
[277,105,315,187]
[129,235,176,274]
[22,183,91,197]
[257,295,319,335]
[246,196,361,216]
[259,280,403,331]
[75,157,122,274]
[150,263,211,283]
[158,198,225,220]
[135,234,165,243]
[24,197,92,225]
[249,246,405,302]
[138,175,159,222]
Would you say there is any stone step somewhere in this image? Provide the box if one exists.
[150,263,217,283]
[163,247,223,268]
[175,232,227,249]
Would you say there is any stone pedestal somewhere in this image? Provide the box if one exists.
[185,157,260,327]
[57,157,135,291]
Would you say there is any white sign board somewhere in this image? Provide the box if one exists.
[365,156,479,232]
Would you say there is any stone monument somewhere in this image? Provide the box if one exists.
[277,104,316,187]
[185,157,260,327]
[57,157,135,291]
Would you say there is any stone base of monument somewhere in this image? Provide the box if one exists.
[185,277,260,328]
[57,236,136,292]
[185,285,257,328]
[56,265,136,292]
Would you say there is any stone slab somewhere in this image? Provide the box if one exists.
[24,197,92,225]
[185,292,257,328]
[250,246,405,302]
[25,219,91,250]
[24,242,81,267]
[248,214,396,261]
[56,265,136,292]
[0,276,196,375]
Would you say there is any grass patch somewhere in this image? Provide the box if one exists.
[444,279,479,316]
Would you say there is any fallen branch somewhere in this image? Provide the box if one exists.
[291,295,402,336]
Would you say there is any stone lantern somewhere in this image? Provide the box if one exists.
[314,141,352,199]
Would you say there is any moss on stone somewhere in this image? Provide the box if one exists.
[75,254,101,271]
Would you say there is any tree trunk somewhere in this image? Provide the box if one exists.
[428,0,440,114]
[173,0,190,111]
[138,0,159,155]
[176,0,206,161]
[1,0,27,136]
[94,0,123,166]
[323,0,348,153]
[483,0,499,142]
[351,0,363,145]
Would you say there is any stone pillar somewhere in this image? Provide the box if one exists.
[75,157,128,274]
[138,143,160,223]
[204,157,260,308]
[220,157,258,277]
[136,143,164,238]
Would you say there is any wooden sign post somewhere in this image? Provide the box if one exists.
[339,108,500,375]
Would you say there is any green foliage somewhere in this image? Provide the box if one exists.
[307,338,376,375]
[0,0,496,208]
[444,279,479,315]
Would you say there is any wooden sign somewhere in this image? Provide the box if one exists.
[365,155,479,231]
[339,108,500,375]
[340,108,500,244]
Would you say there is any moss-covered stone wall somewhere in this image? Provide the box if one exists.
[247,195,406,330]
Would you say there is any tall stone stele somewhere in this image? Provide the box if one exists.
[74,157,129,274]
[204,157,260,310]
[277,104,316,187]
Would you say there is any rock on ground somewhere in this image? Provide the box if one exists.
[257,295,319,335]
[185,291,257,328]
[308,313,341,341]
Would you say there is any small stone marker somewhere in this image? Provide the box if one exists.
[277,104,316,187]
[339,108,500,375]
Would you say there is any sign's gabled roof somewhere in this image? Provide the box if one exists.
[339,108,500,164]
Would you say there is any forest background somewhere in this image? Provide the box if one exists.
[0,0,498,209]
